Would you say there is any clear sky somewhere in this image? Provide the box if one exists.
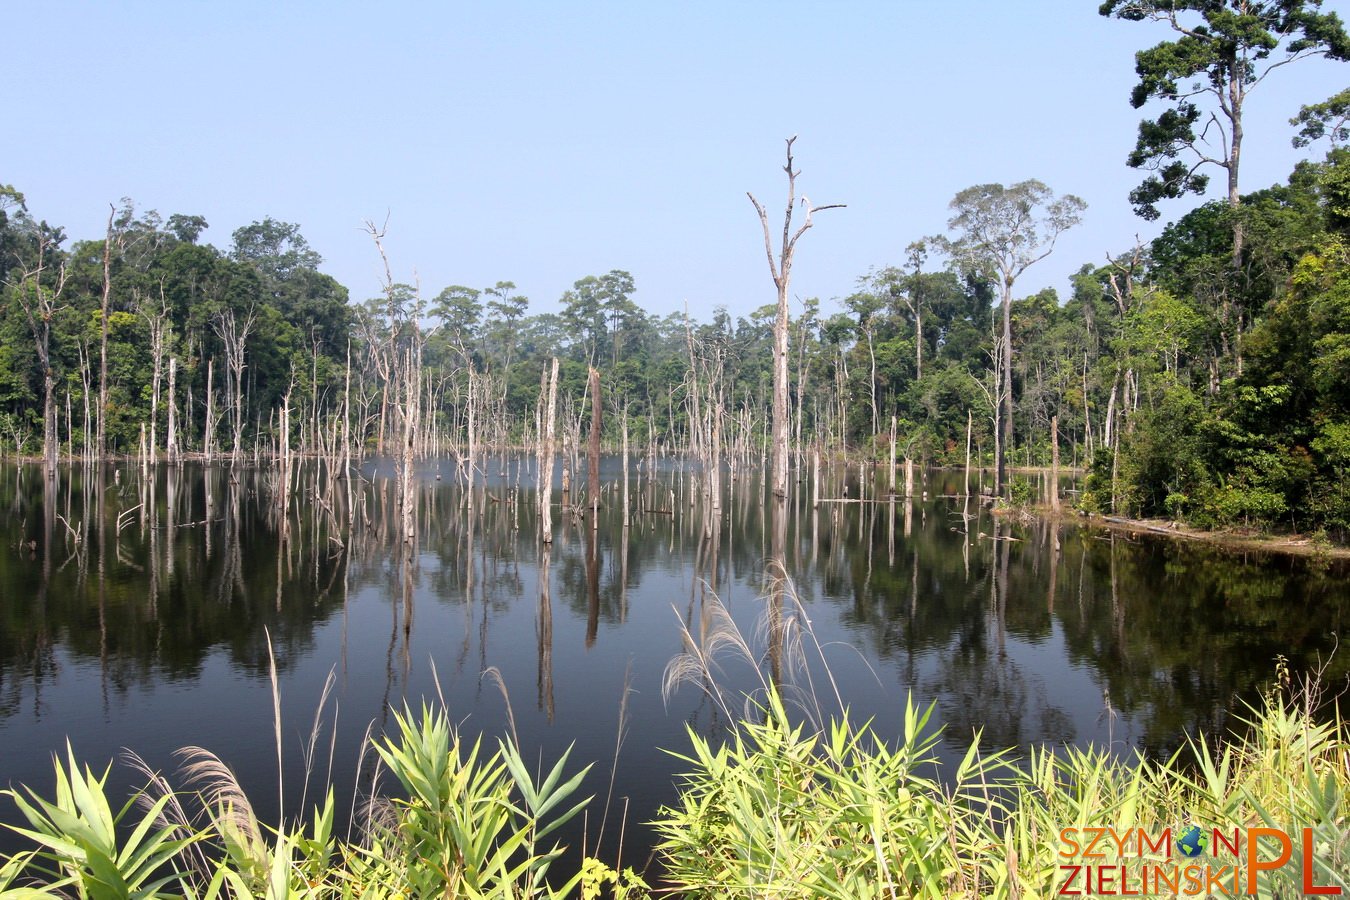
[6,1,1347,321]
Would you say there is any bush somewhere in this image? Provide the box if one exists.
[1007,476,1034,509]
[1203,481,1289,530]
[1077,448,1113,514]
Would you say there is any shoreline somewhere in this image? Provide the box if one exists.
[5,453,1345,560]
[1028,506,1350,561]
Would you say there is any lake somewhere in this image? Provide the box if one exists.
[1,455,1347,869]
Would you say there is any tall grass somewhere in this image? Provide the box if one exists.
[0,634,615,899]
[650,687,1350,897]
[2,687,1346,897]
[0,704,615,899]
[653,583,1350,898]
[2,581,1346,897]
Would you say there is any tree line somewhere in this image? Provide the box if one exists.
[1,1,1348,539]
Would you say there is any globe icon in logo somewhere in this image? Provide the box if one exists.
[1176,825,1209,858]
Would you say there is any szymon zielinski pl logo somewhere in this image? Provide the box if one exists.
[1057,824,1341,895]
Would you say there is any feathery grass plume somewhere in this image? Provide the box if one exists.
[662,586,757,721]
[121,747,216,884]
[297,666,338,818]
[481,664,519,747]
[173,745,271,888]
[663,568,872,735]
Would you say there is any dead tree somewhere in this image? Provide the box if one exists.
[539,358,560,542]
[748,136,843,500]
[213,305,258,460]
[136,279,172,463]
[685,313,727,537]
[363,219,424,548]
[587,366,601,521]
[97,207,115,460]
[7,227,69,474]
[166,357,179,462]
[204,358,217,462]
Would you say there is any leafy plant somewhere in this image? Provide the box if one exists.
[652,683,1350,898]
[1,743,198,899]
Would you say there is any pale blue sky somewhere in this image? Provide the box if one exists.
[7,1,1347,320]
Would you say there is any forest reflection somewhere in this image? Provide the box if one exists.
[2,455,1347,858]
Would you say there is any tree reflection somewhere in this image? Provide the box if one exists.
[0,456,1345,766]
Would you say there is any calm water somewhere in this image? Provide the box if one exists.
[1,456,1347,866]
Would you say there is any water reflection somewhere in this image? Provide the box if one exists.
[0,458,1347,863]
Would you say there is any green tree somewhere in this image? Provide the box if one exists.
[482,280,528,373]
[944,180,1085,495]
[229,217,322,282]
[1100,0,1350,263]
[559,270,636,368]
[1291,85,1350,148]
[430,285,481,363]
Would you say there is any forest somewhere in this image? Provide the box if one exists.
[3,146,1349,540]
[3,6,1350,542]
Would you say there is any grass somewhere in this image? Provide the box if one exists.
[1,689,1346,897]
[1,597,1346,897]
[652,687,1349,898]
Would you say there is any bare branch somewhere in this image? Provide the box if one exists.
[746,192,781,287]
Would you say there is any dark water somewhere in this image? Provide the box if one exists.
[1,457,1347,867]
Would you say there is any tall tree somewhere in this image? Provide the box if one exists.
[229,218,322,283]
[483,280,528,372]
[4,209,68,473]
[1101,0,1349,262]
[560,276,606,367]
[748,136,844,499]
[431,285,482,363]
[944,180,1085,495]
[598,270,639,368]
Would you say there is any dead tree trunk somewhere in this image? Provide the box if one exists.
[539,358,559,543]
[204,358,216,463]
[213,306,257,460]
[588,367,601,522]
[8,229,68,475]
[748,136,844,500]
[964,408,973,498]
[1050,413,1061,514]
[166,357,178,462]
[98,207,114,460]
[888,416,897,494]
[138,281,171,464]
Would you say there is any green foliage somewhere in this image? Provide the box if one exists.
[655,691,983,898]
[0,706,601,899]
[653,686,1350,898]
[1,743,197,898]
[0,686,1346,898]
[1006,476,1033,509]
[1292,87,1350,149]
[1100,0,1350,219]
[1115,383,1209,518]
[361,703,592,898]
[1078,448,1115,515]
